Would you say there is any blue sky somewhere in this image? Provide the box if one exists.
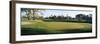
[21,9,93,18]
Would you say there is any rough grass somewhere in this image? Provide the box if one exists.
[21,20,92,35]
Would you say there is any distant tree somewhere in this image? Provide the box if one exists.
[75,14,92,23]
[76,14,86,21]
[86,14,92,23]
[65,16,72,20]
[88,14,92,17]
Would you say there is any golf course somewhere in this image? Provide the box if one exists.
[21,20,92,35]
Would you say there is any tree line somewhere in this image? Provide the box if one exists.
[43,14,92,23]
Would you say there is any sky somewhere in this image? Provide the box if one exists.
[21,8,93,18]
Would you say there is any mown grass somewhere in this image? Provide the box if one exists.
[21,20,92,35]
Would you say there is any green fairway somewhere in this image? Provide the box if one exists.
[21,20,92,35]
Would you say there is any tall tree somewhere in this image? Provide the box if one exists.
[21,8,45,20]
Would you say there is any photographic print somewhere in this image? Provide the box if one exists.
[21,8,93,35]
[10,1,97,43]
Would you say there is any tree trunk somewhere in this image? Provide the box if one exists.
[28,10,33,20]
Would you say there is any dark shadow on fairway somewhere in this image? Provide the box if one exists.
[61,29,92,33]
[21,28,92,36]
[21,28,48,35]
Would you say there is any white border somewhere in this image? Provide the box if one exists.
[16,3,96,41]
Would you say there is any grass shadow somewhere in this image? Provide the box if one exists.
[61,29,92,34]
[21,28,48,35]
[21,28,92,36]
